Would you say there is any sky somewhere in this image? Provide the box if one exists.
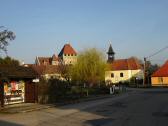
[0,0,168,64]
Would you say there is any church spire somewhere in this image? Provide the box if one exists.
[107,44,115,63]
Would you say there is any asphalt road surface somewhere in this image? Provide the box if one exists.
[0,88,168,126]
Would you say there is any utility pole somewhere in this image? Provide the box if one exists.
[143,45,168,86]
[143,57,147,86]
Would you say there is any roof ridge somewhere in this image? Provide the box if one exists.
[38,56,51,59]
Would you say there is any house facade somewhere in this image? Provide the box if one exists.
[105,59,143,84]
[151,61,168,86]
[105,44,143,84]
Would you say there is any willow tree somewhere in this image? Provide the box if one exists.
[0,26,15,54]
[71,48,107,86]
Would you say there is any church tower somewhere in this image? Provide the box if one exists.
[107,44,115,63]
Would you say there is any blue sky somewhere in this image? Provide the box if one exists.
[0,0,168,64]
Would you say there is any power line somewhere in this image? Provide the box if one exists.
[149,59,166,62]
[143,45,168,86]
[146,46,168,59]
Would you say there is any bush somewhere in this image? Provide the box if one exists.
[38,78,71,103]
[48,79,71,103]
[38,79,110,104]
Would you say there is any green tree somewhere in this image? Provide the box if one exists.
[70,48,107,86]
[0,26,15,54]
[0,56,19,66]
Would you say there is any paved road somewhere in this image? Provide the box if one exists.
[0,88,168,126]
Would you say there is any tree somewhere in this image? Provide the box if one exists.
[0,26,15,54]
[58,64,71,82]
[70,48,107,86]
[129,56,143,65]
[146,61,160,83]
[0,56,19,66]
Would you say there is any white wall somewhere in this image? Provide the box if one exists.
[105,69,143,83]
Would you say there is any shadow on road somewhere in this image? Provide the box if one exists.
[55,88,168,126]
[84,118,115,126]
[0,120,23,126]
[1,88,168,126]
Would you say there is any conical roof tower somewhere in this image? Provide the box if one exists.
[107,44,115,63]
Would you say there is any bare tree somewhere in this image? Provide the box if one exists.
[0,26,16,54]
[58,64,71,82]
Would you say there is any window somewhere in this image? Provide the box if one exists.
[158,77,163,83]
[120,73,124,77]
[111,73,114,78]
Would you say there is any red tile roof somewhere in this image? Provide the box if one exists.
[37,55,61,65]
[31,65,60,75]
[31,65,46,75]
[38,57,51,65]
[108,58,142,71]
[58,44,77,56]
[43,65,60,74]
[152,61,168,77]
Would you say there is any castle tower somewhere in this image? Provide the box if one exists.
[58,43,77,65]
[107,44,115,63]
